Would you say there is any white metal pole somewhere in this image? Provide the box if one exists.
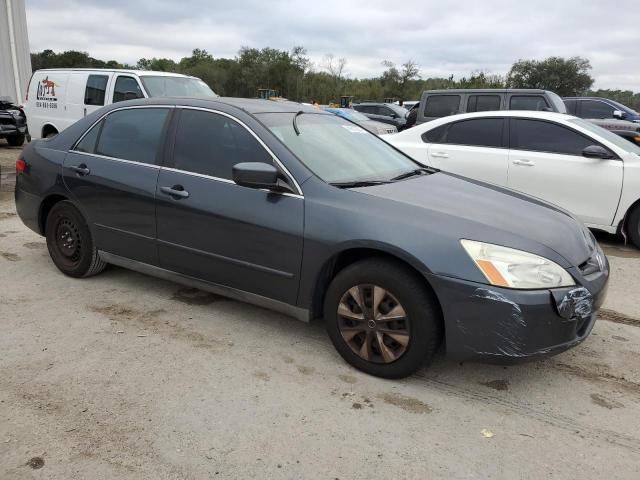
[6,0,23,103]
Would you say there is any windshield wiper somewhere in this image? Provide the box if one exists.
[390,167,433,181]
[329,180,390,189]
[293,110,303,136]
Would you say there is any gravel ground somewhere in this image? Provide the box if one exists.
[1,162,640,479]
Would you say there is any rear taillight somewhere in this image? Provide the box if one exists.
[16,158,26,174]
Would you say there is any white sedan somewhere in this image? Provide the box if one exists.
[386,110,640,248]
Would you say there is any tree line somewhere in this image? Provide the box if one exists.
[30,48,640,109]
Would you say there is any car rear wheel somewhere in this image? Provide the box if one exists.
[627,205,640,249]
[45,201,106,278]
[7,134,25,147]
[324,259,442,379]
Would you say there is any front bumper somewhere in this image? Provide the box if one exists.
[427,269,609,363]
[0,123,27,138]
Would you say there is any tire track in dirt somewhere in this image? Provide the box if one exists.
[413,371,640,453]
[599,309,640,328]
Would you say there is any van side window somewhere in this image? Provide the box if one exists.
[466,95,501,113]
[172,109,271,180]
[84,75,109,106]
[564,99,577,115]
[509,96,550,111]
[95,108,169,164]
[113,76,144,103]
[424,95,460,118]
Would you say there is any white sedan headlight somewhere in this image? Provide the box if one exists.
[461,240,575,289]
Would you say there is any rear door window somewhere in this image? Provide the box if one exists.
[510,119,593,156]
[113,76,144,103]
[509,96,550,111]
[172,109,271,180]
[443,118,504,148]
[466,95,501,112]
[424,95,460,118]
[95,108,169,164]
[84,75,109,106]
[580,100,616,119]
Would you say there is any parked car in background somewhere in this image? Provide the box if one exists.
[0,96,28,146]
[323,107,397,134]
[14,98,608,378]
[24,69,217,139]
[386,110,640,248]
[564,97,640,123]
[588,118,640,147]
[353,102,408,130]
[415,89,566,124]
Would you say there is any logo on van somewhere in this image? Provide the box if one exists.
[36,76,59,109]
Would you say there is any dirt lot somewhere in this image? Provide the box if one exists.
[1,143,640,479]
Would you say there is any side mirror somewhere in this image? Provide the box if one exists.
[613,110,625,119]
[582,145,615,160]
[232,162,280,189]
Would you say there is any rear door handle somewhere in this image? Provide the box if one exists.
[69,164,90,176]
[431,152,449,158]
[513,159,535,166]
[160,185,190,199]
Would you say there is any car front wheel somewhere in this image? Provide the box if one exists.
[324,259,442,378]
[45,201,107,278]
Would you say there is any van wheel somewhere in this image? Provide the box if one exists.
[7,135,25,147]
[45,201,107,278]
[627,205,640,249]
[323,259,442,379]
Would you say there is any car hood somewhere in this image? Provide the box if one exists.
[354,172,593,267]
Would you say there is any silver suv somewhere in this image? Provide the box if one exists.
[416,88,566,124]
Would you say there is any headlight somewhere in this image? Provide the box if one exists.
[461,239,575,289]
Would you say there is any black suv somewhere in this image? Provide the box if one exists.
[353,102,408,130]
[0,97,27,147]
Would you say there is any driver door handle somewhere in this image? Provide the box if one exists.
[513,159,535,166]
[69,164,90,176]
[431,152,449,158]
[160,185,190,199]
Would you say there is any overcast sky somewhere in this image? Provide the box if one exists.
[25,0,640,90]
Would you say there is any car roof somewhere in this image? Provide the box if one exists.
[106,96,326,115]
[426,110,573,122]
[34,68,193,78]
[423,89,550,94]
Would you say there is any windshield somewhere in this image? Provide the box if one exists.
[326,108,370,122]
[569,118,640,155]
[608,99,639,115]
[140,76,217,98]
[257,113,421,184]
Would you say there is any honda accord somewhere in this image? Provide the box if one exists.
[14,97,609,378]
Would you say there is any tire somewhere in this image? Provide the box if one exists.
[6,134,25,147]
[324,258,442,379]
[45,201,107,278]
[627,205,640,249]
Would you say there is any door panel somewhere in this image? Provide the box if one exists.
[156,170,304,304]
[427,144,509,186]
[63,152,160,264]
[507,150,622,225]
[507,118,623,226]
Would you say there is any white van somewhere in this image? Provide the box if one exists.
[24,69,217,139]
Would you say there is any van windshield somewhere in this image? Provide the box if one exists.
[140,76,217,98]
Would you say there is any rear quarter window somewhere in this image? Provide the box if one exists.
[509,96,550,111]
